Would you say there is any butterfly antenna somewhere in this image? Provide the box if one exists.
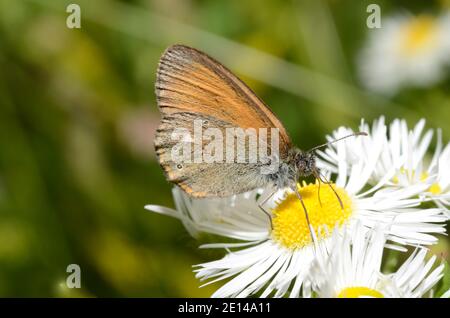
[317,170,344,210]
[307,131,367,153]
[293,185,316,244]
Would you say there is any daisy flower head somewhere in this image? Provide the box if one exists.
[312,223,445,298]
[146,128,447,297]
[358,11,450,95]
[317,116,450,211]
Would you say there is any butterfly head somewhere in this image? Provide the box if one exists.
[294,151,317,178]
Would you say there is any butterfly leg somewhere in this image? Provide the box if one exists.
[317,170,344,210]
[293,187,316,244]
[313,171,323,208]
[257,190,276,230]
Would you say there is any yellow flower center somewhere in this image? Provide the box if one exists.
[399,15,438,56]
[271,183,352,250]
[428,182,442,194]
[338,287,384,298]
[393,169,442,194]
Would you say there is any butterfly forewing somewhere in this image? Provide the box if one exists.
[155,45,291,197]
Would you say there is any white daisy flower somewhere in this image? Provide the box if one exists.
[358,12,450,95]
[317,117,450,211]
[312,223,445,298]
[146,131,447,297]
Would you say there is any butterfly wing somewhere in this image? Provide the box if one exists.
[155,45,292,197]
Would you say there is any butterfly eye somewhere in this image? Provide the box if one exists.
[176,164,183,170]
[203,120,209,125]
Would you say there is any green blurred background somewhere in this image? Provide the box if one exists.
[0,0,449,297]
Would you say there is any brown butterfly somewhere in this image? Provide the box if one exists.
[154,44,365,227]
